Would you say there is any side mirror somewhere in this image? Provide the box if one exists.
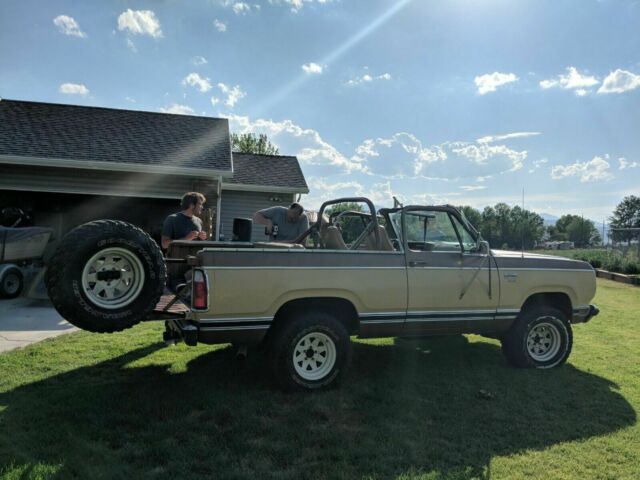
[478,240,491,255]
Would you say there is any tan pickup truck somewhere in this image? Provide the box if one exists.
[45,197,599,391]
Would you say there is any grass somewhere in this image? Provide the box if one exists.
[0,279,638,479]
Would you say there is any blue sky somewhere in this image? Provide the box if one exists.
[1,0,639,220]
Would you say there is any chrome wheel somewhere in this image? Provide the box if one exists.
[527,320,561,362]
[293,332,337,381]
[81,247,145,310]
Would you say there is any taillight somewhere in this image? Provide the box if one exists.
[193,269,208,310]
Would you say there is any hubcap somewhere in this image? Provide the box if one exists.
[81,247,145,309]
[527,320,562,362]
[293,332,337,381]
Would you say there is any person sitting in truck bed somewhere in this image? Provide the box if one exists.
[161,192,208,251]
[253,203,309,243]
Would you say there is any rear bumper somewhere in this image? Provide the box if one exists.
[572,304,600,324]
[165,320,198,346]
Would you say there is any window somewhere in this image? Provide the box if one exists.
[451,215,477,252]
[405,210,461,252]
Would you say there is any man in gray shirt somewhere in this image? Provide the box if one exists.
[253,203,309,243]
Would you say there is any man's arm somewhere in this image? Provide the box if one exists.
[253,208,276,234]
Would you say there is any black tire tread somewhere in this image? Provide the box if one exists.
[45,220,166,333]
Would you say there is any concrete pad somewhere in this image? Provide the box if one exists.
[0,297,77,353]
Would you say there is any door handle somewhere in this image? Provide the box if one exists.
[409,261,428,267]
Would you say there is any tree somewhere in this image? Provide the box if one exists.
[458,206,482,232]
[555,215,601,247]
[230,133,279,155]
[610,196,640,246]
[325,202,367,244]
[478,203,545,249]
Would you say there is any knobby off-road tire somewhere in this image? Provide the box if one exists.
[501,306,573,369]
[0,267,23,299]
[45,220,166,333]
[269,311,352,392]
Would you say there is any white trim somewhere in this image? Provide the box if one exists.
[201,266,407,270]
[360,319,404,324]
[222,183,309,194]
[359,311,406,317]
[200,325,269,331]
[215,177,222,240]
[0,154,232,179]
[406,316,501,323]
[0,183,183,200]
[198,316,272,324]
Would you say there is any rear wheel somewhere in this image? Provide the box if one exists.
[269,311,352,391]
[0,267,23,299]
[45,220,166,333]
[501,306,572,368]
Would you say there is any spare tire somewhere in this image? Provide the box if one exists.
[45,220,166,333]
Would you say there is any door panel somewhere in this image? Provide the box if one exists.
[402,209,499,335]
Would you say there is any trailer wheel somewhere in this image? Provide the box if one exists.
[45,220,166,333]
[269,311,352,391]
[0,267,24,299]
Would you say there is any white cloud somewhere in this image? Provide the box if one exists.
[459,185,487,192]
[217,83,246,107]
[539,67,599,94]
[213,19,227,32]
[619,157,639,169]
[302,62,323,74]
[551,156,614,182]
[117,9,162,38]
[182,73,212,92]
[268,0,335,12]
[192,56,208,66]
[476,132,541,144]
[58,83,89,96]
[451,144,526,171]
[346,72,392,86]
[474,72,518,95]
[126,38,137,53]
[597,69,640,94]
[227,2,260,14]
[159,104,196,115]
[210,97,220,107]
[53,15,86,38]
[533,158,548,168]
[226,114,363,174]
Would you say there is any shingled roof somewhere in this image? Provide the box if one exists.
[0,99,232,176]
[227,152,309,193]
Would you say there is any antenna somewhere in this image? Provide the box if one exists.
[521,187,525,258]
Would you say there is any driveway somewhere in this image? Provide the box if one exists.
[0,297,77,353]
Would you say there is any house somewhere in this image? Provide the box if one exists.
[0,99,308,242]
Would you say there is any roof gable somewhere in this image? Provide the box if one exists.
[227,152,308,193]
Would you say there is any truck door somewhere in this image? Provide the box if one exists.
[401,207,499,335]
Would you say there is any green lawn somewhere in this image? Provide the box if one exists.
[1,279,638,479]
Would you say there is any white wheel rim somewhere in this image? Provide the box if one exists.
[527,320,562,362]
[3,273,20,295]
[81,247,145,310]
[293,332,337,381]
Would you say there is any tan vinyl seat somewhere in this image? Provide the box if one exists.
[365,226,395,251]
[322,225,348,250]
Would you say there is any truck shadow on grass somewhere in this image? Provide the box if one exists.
[0,336,636,479]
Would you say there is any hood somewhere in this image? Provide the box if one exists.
[490,249,593,271]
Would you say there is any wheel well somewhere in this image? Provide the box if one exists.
[521,292,572,319]
[270,297,359,336]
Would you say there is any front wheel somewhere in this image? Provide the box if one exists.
[269,311,352,391]
[501,306,573,368]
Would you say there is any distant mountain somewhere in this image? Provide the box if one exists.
[538,213,559,226]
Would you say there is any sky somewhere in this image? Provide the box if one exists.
[1,0,639,222]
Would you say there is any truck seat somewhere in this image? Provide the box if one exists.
[365,226,395,251]
[322,226,347,249]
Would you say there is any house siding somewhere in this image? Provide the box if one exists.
[220,190,295,242]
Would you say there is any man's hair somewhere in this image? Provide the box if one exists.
[181,192,206,210]
[289,202,304,214]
